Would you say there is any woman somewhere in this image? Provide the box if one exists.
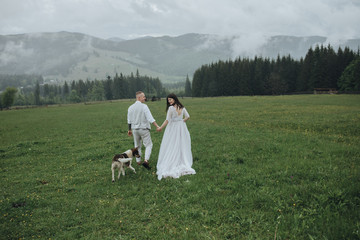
[156,93,196,180]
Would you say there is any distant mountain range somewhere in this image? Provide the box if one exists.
[0,31,359,84]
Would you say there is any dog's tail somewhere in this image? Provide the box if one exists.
[116,158,132,163]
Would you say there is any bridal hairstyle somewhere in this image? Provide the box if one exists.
[166,93,184,112]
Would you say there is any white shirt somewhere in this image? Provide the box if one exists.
[127,101,155,130]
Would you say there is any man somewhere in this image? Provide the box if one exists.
[127,91,160,169]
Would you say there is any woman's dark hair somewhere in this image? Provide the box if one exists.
[166,93,184,112]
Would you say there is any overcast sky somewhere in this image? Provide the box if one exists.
[1,0,359,42]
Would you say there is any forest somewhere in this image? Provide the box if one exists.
[0,71,166,107]
[1,44,359,108]
[192,45,360,97]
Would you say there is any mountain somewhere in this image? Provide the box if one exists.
[107,37,126,42]
[0,31,359,84]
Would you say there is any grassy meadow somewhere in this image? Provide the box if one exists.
[1,95,359,239]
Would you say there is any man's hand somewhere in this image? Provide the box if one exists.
[127,130,132,136]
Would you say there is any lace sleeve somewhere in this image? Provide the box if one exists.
[166,106,174,121]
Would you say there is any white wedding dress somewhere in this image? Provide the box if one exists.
[156,106,196,180]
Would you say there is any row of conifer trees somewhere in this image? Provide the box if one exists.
[192,45,360,97]
[4,71,165,106]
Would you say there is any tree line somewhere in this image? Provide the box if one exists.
[0,71,166,108]
[2,44,359,108]
[62,71,166,104]
[192,45,360,97]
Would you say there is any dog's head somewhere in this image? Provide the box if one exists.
[132,147,140,158]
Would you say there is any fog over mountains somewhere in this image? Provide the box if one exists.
[0,31,359,83]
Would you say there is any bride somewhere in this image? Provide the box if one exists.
[156,93,196,180]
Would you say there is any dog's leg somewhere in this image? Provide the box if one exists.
[111,164,115,182]
[121,165,125,176]
[128,164,136,174]
[118,167,122,179]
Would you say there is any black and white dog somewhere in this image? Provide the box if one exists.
[111,147,140,182]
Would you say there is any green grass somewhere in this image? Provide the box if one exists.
[1,95,359,239]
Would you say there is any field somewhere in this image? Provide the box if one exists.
[1,95,359,239]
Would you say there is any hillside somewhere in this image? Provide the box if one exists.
[0,32,359,84]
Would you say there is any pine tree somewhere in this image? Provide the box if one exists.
[297,49,313,91]
[112,74,122,99]
[104,77,113,100]
[192,67,205,97]
[185,75,192,97]
[63,81,69,98]
[34,81,41,105]
[43,84,50,98]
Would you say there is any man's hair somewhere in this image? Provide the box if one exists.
[136,91,144,97]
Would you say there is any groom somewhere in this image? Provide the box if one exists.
[127,91,160,170]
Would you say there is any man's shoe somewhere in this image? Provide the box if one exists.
[142,161,151,170]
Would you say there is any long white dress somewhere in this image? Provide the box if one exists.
[156,106,196,180]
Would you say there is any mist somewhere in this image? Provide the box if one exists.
[1,0,359,42]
